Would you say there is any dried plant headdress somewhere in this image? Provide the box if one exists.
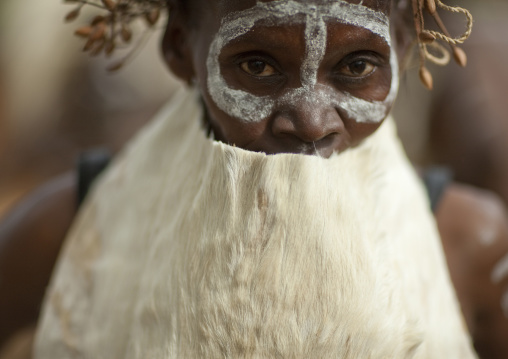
[64,0,167,71]
[64,0,472,89]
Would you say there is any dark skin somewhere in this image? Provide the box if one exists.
[428,17,508,206]
[426,17,508,357]
[0,174,76,351]
[1,0,508,357]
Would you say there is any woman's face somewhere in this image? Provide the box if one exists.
[169,0,397,158]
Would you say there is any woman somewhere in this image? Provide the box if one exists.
[2,0,507,357]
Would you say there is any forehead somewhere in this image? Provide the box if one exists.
[203,0,393,46]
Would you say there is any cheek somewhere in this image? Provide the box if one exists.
[345,118,385,146]
[191,36,268,146]
[339,89,395,145]
[199,85,267,146]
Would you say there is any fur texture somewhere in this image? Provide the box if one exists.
[35,88,476,358]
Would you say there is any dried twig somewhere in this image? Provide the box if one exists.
[64,0,166,71]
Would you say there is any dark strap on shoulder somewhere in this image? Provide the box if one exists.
[77,148,112,206]
[422,166,453,212]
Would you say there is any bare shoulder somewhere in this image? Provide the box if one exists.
[0,173,77,349]
[437,183,508,255]
[436,183,508,359]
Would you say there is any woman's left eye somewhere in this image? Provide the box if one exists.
[240,60,277,77]
[339,60,376,77]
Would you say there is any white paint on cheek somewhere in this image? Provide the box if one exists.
[206,0,395,125]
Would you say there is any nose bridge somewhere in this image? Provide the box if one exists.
[271,89,344,143]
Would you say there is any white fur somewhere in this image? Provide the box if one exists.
[35,88,476,358]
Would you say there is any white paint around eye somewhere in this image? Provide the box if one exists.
[341,46,399,123]
[206,0,396,124]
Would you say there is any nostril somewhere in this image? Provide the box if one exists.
[312,133,340,157]
[272,116,342,144]
[318,131,339,143]
[270,103,346,154]
[300,124,338,143]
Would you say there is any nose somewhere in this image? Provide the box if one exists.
[271,97,345,157]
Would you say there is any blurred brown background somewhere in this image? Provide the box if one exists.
[394,0,508,204]
[0,0,181,217]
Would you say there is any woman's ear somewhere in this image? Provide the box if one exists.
[392,7,415,72]
[162,6,195,84]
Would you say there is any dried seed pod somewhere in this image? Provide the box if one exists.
[75,26,93,38]
[91,15,106,25]
[425,0,436,15]
[419,66,433,90]
[67,0,178,72]
[121,25,133,43]
[83,38,96,52]
[107,60,124,72]
[101,0,116,11]
[453,47,467,67]
[91,40,106,56]
[90,22,107,41]
[419,31,436,44]
[145,9,161,26]
[105,40,116,57]
[65,7,81,22]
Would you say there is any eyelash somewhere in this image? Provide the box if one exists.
[233,51,385,87]
[334,52,384,81]
[236,55,281,79]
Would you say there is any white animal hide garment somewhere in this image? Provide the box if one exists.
[34,87,476,358]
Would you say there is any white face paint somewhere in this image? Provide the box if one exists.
[206,0,398,124]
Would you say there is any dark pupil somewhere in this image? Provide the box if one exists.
[349,60,367,75]
[248,60,267,75]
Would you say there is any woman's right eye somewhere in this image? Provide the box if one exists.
[240,60,277,77]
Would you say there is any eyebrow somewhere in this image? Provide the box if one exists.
[220,23,307,52]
